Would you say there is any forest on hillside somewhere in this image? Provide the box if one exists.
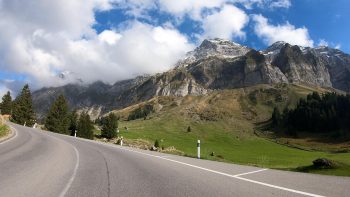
[272,92,350,138]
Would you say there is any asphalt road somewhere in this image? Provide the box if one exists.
[1,123,349,197]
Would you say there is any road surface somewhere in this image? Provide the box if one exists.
[0,123,349,197]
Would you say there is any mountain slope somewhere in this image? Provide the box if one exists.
[32,38,350,119]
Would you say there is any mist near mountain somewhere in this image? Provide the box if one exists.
[32,38,350,119]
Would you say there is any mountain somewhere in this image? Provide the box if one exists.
[32,38,350,119]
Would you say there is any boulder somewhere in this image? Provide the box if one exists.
[312,158,336,168]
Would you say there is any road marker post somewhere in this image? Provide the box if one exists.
[197,140,200,159]
[120,136,123,146]
[74,130,77,138]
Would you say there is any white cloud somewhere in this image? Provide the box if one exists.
[98,30,122,45]
[201,4,249,40]
[158,0,227,20]
[233,0,291,9]
[335,44,341,49]
[0,0,298,94]
[269,0,291,9]
[0,0,194,92]
[0,86,11,98]
[252,14,314,47]
[318,39,329,47]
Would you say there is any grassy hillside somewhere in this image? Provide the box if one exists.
[107,84,350,176]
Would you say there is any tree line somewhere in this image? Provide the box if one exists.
[272,92,350,137]
[127,104,153,121]
[1,84,118,140]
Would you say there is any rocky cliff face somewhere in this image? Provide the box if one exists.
[32,38,350,119]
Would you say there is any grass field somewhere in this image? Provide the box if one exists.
[105,84,350,176]
[0,122,9,138]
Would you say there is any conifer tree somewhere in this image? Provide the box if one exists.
[11,84,36,126]
[1,91,12,115]
[68,110,78,136]
[77,112,94,139]
[45,94,70,134]
[272,107,281,126]
[101,113,118,139]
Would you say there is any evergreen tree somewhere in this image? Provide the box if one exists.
[45,94,70,134]
[77,112,94,139]
[271,107,281,126]
[273,92,350,137]
[1,91,12,115]
[68,110,78,136]
[101,113,118,139]
[11,84,36,126]
[154,139,160,148]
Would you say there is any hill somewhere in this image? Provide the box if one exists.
[107,84,350,176]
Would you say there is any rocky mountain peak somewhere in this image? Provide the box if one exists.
[176,38,251,68]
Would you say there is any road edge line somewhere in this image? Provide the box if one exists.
[115,146,326,197]
[0,124,18,144]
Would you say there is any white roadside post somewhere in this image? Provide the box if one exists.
[23,122,26,127]
[197,140,201,159]
[120,136,123,146]
[74,130,77,138]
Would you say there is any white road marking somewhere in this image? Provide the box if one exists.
[114,146,325,197]
[0,125,18,144]
[33,132,326,197]
[233,169,268,177]
[59,146,80,197]
[160,155,173,158]
[235,176,325,197]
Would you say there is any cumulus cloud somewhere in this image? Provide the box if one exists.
[252,14,314,47]
[0,0,299,95]
[201,4,249,39]
[0,0,194,92]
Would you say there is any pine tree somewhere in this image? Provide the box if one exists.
[11,84,36,126]
[77,112,94,139]
[272,107,281,126]
[101,113,118,139]
[154,139,160,148]
[68,110,78,136]
[45,94,70,134]
[1,91,12,115]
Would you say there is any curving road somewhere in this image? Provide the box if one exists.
[0,123,349,197]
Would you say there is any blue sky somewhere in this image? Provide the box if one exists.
[94,0,349,51]
[0,0,349,96]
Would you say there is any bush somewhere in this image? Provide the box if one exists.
[154,139,160,148]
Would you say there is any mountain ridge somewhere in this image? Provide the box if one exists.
[32,38,350,119]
